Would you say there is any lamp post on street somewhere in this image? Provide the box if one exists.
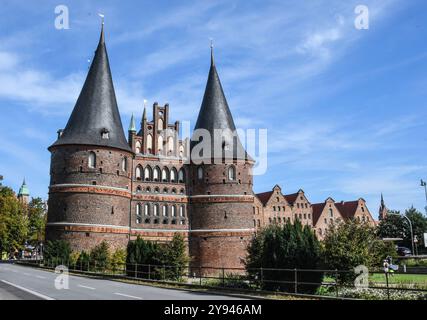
[390,212,415,257]
[421,179,427,215]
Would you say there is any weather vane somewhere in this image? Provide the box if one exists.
[98,13,105,25]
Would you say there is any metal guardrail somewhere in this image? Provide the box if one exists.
[15,259,427,300]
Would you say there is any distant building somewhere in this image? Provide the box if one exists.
[17,178,30,205]
[378,193,388,221]
[254,186,376,240]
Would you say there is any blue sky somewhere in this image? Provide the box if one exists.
[0,0,426,216]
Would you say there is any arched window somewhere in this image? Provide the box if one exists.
[158,118,164,130]
[144,203,149,216]
[135,165,142,180]
[228,166,236,181]
[162,205,168,217]
[144,166,152,181]
[329,209,333,217]
[153,167,160,181]
[122,157,127,172]
[179,206,185,217]
[178,168,185,183]
[179,145,184,157]
[136,186,142,193]
[157,136,163,154]
[197,166,203,180]
[136,204,142,224]
[161,168,169,182]
[163,187,168,193]
[147,134,153,153]
[171,206,176,217]
[170,168,177,183]
[153,204,159,216]
[168,136,174,153]
[171,188,177,194]
[135,141,141,154]
[88,152,96,168]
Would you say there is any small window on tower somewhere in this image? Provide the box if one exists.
[88,152,96,168]
[228,166,236,181]
[197,166,204,180]
[101,128,109,139]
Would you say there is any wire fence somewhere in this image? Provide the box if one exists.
[18,259,427,300]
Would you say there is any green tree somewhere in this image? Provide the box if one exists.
[0,187,28,259]
[405,207,427,252]
[246,220,323,294]
[161,234,189,281]
[111,248,126,273]
[90,241,111,272]
[323,219,395,284]
[377,207,427,252]
[43,240,71,266]
[27,197,47,244]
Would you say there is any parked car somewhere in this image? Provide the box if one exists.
[397,246,412,257]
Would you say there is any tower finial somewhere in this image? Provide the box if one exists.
[98,13,105,44]
[142,100,147,121]
[210,38,214,66]
[129,113,136,132]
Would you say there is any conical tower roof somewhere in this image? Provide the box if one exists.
[192,47,249,161]
[18,178,29,196]
[50,25,131,152]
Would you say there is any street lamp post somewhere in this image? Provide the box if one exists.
[390,212,415,257]
[402,215,415,257]
[421,179,427,215]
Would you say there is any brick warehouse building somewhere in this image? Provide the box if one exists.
[46,26,376,270]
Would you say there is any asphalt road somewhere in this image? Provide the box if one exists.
[0,264,246,300]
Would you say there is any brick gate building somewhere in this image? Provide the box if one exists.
[46,26,376,270]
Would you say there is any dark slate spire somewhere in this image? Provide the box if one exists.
[192,46,249,161]
[50,24,131,152]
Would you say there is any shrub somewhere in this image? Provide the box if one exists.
[111,248,126,273]
[322,219,396,284]
[76,251,90,271]
[126,234,189,281]
[69,251,80,268]
[246,220,323,294]
[43,240,71,266]
[90,241,111,272]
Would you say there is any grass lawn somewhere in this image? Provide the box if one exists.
[369,273,427,289]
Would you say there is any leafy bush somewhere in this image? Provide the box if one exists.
[246,220,323,294]
[43,240,71,266]
[111,248,126,273]
[89,241,111,272]
[126,234,189,281]
[322,219,396,284]
[76,251,90,271]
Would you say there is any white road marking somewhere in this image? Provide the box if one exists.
[78,284,95,290]
[36,275,46,279]
[114,292,143,300]
[11,270,18,273]
[1,280,55,300]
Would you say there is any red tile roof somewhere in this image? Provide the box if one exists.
[256,191,273,206]
[335,201,359,219]
[311,202,326,225]
[284,192,299,205]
